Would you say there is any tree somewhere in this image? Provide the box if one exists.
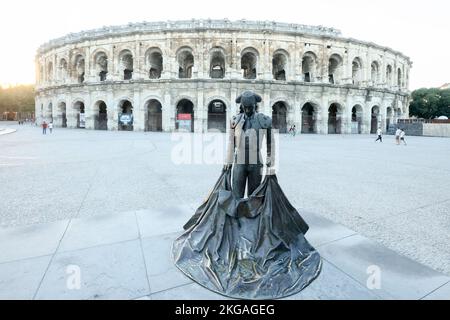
[409,88,450,119]
[0,85,35,119]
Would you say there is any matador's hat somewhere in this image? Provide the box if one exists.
[236,91,262,107]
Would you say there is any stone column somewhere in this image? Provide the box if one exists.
[66,101,77,129]
[163,91,172,132]
[133,90,144,131]
[319,96,328,134]
[196,83,205,133]
[263,34,271,80]
[107,90,117,131]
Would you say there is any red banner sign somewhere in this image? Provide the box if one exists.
[177,113,192,120]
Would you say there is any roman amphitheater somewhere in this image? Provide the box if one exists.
[35,19,412,134]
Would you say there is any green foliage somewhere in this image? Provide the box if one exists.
[410,88,450,119]
[0,85,35,115]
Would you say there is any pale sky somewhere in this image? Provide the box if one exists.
[1,0,448,89]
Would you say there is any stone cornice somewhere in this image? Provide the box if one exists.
[37,20,341,56]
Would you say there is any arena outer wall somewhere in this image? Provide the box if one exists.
[35,19,412,134]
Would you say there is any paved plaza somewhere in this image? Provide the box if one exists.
[0,121,449,299]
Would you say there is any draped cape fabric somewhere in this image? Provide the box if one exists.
[172,168,322,299]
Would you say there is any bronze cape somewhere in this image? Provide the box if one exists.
[172,168,322,300]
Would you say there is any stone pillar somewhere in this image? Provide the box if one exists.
[85,100,96,130]
[263,35,271,80]
[362,106,371,134]
[107,90,117,131]
[263,86,271,116]
[66,102,77,129]
[319,97,328,134]
[163,92,172,132]
[196,83,205,133]
[133,90,144,131]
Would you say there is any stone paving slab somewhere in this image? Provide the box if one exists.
[141,232,193,294]
[58,212,139,252]
[422,281,450,300]
[319,234,450,299]
[35,240,149,300]
[300,210,357,247]
[0,255,52,299]
[0,220,69,263]
[0,128,16,135]
[283,260,380,300]
[0,206,448,300]
[136,204,195,239]
[150,283,233,300]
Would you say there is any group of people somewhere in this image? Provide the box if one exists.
[374,127,407,145]
[41,121,53,134]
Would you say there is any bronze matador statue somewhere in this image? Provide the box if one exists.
[225,91,276,199]
[173,90,322,300]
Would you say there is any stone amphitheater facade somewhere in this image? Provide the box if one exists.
[35,19,412,134]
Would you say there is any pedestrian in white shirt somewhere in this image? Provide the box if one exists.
[375,127,382,143]
[48,122,53,134]
[395,128,401,145]
[400,129,407,145]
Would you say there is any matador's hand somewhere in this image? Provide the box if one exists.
[223,164,232,171]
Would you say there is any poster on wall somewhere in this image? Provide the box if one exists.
[177,113,192,131]
[119,114,133,125]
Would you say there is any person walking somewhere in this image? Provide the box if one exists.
[400,129,407,145]
[49,122,53,134]
[395,128,401,145]
[375,127,382,142]
[42,121,47,135]
[292,125,297,137]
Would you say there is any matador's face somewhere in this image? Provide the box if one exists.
[243,104,255,117]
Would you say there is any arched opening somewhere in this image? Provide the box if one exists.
[74,55,85,84]
[118,100,133,131]
[272,52,287,81]
[58,59,68,82]
[351,105,363,134]
[210,49,225,79]
[94,101,107,130]
[396,108,402,119]
[272,102,288,133]
[178,49,194,79]
[145,99,162,132]
[241,49,257,79]
[73,101,85,128]
[119,50,133,80]
[94,52,108,81]
[47,103,53,122]
[371,106,380,134]
[147,49,163,79]
[39,65,44,84]
[207,100,226,132]
[47,62,53,82]
[352,57,363,85]
[371,61,380,85]
[301,103,317,134]
[328,54,343,84]
[386,107,393,131]
[58,102,67,128]
[176,99,194,132]
[386,65,393,86]
[328,103,343,134]
[302,52,316,82]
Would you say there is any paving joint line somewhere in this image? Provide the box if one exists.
[135,212,152,297]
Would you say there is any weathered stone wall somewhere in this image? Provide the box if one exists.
[35,19,412,134]
[423,123,450,137]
